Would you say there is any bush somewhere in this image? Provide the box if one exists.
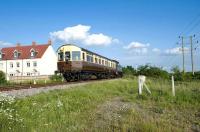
[0,71,6,84]
[122,65,169,79]
[137,65,169,79]
[122,66,136,75]
[49,74,63,82]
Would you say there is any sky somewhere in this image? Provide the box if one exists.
[0,0,200,71]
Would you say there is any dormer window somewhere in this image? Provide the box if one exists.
[13,50,19,59]
[30,48,36,58]
[0,52,2,59]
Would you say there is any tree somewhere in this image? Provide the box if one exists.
[171,66,181,74]
[122,66,136,75]
[0,71,6,84]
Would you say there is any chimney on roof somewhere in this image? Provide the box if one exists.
[16,43,20,47]
[48,39,52,45]
[32,41,36,46]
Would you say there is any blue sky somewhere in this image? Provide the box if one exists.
[0,0,200,71]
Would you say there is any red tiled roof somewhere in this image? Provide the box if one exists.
[1,44,50,60]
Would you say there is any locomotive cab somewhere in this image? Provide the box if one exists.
[57,45,82,73]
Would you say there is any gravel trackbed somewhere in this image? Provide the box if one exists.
[1,79,119,98]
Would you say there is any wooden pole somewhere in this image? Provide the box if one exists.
[138,76,142,95]
[181,36,185,73]
[172,75,175,96]
[190,36,194,75]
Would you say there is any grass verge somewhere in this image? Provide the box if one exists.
[0,78,200,132]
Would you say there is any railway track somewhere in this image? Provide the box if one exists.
[0,78,119,92]
[1,78,120,98]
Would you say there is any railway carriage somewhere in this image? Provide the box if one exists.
[57,44,122,81]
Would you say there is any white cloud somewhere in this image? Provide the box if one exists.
[123,42,150,49]
[50,24,117,46]
[0,41,12,47]
[152,48,161,53]
[84,33,112,46]
[164,47,189,55]
[123,41,150,54]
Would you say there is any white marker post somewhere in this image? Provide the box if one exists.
[138,75,151,95]
[171,75,175,96]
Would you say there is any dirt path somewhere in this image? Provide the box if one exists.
[88,97,133,131]
[1,79,119,98]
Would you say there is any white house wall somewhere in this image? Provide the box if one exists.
[0,45,57,80]
[39,46,57,75]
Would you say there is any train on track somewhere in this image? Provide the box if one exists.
[57,44,122,81]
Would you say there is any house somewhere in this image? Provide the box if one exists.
[0,41,57,80]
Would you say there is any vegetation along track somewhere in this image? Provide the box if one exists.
[0,79,120,98]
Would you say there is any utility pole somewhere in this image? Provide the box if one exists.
[190,35,195,75]
[180,36,185,73]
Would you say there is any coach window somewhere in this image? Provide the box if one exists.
[102,60,104,65]
[95,58,97,63]
[58,51,64,61]
[65,51,71,61]
[87,55,90,62]
[91,56,93,63]
[72,51,80,61]
[87,54,93,62]
[82,52,85,61]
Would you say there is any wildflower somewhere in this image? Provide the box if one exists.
[32,102,37,106]
[57,99,63,107]
[0,92,24,129]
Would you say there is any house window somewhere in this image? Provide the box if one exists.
[33,61,37,67]
[0,52,2,59]
[10,74,14,76]
[16,62,20,67]
[14,50,19,58]
[27,62,30,67]
[72,51,80,61]
[30,49,36,57]
[10,62,13,68]
[27,73,31,76]
[0,63,3,69]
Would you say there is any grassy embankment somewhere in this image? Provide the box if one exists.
[0,77,200,131]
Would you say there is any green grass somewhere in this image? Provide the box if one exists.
[0,78,200,132]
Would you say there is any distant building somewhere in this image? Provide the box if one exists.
[0,41,57,80]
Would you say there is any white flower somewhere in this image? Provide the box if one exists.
[57,99,63,107]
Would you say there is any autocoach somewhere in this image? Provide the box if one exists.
[57,44,122,81]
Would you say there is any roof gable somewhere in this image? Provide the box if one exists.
[1,44,50,60]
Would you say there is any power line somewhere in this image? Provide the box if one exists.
[180,13,200,36]
[185,18,200,35]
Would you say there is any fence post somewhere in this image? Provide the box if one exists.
[172,75,175,96]
[138,76,142,95]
